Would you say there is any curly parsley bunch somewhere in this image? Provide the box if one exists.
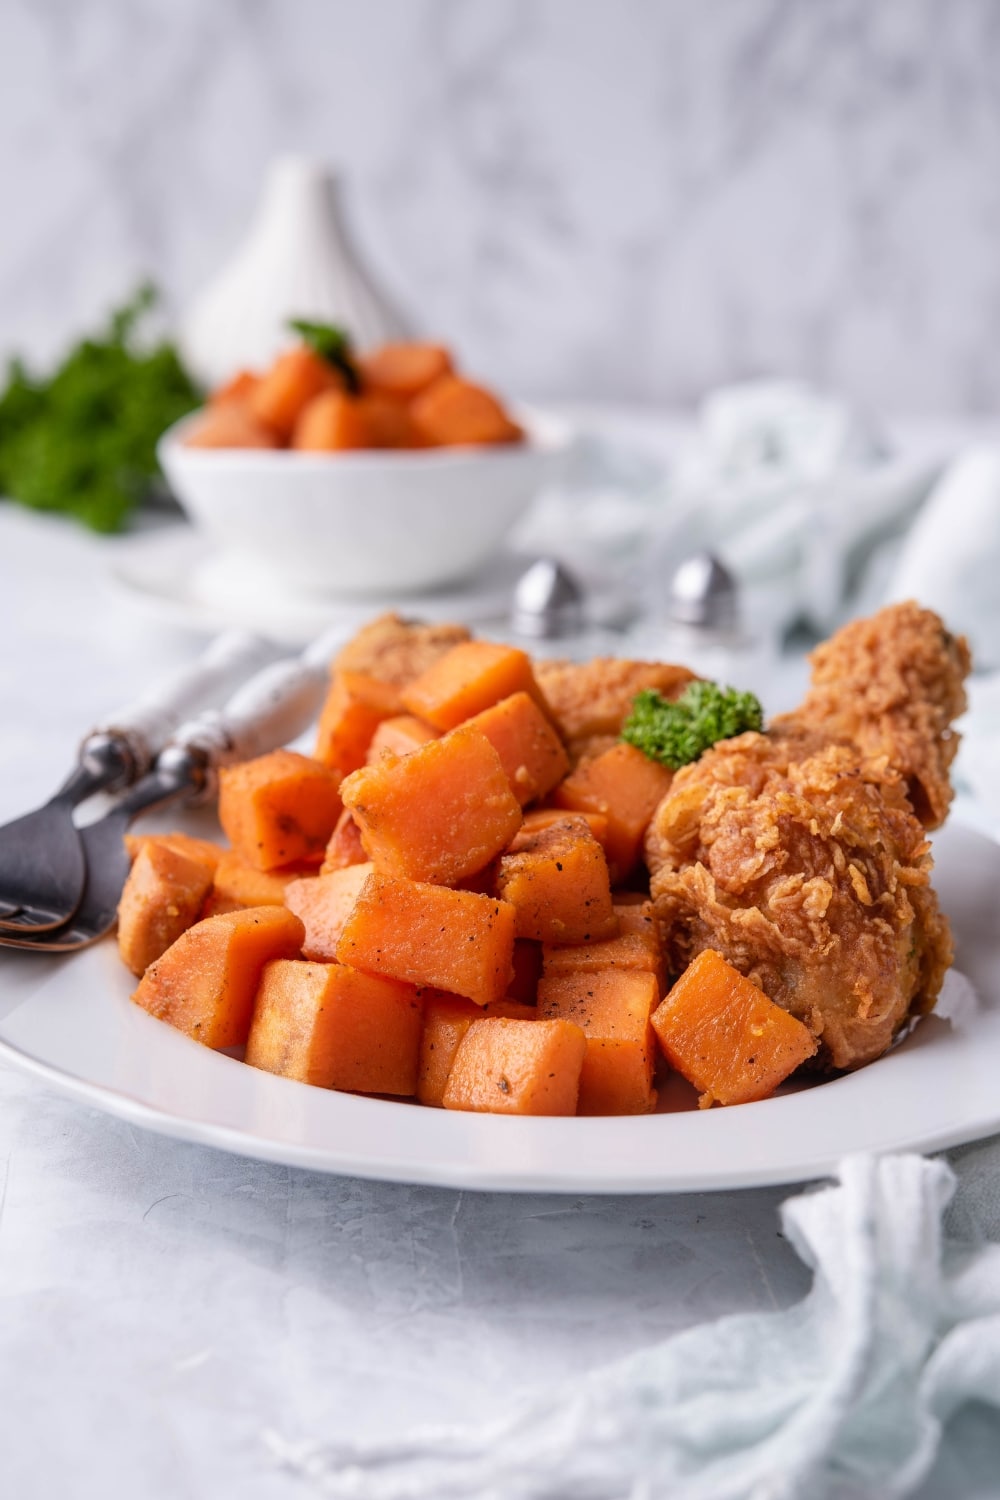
[0,284,201,532]
[621,681,764,769]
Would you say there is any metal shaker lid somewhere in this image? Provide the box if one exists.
[510,557,585,639]
[667,551,739,632]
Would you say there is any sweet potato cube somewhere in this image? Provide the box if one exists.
[521,806,610,852]
[124,832,223,871]
[417,992,536,1107]
[652,949,819,1107]
[211,850,318,909]
[209,369,261,407]
[496,817,618,945]
[410,375,523,447]
[366,714,440,764]
[360,342,453,401]
[455,859,501,896]
[538,968,659,1115]
[291,390,414,451]
[246,959,423,1095]
[132,906,305,1049]
[340,725,522,885]
[320,809,369,872]
[199,892,244,919]
[417,993,479,1108]
[542,925,665,997]
[283,863,375,961]
[218,749,343,871]
[337,875,516,1006]
[544,898,663,990]
[464,692,569,806]
[183,400,279,450]
[613,895,657,932]
[400,640,546,732]
[508,939,542,1003]
[117,842,217,977]
[249,345,340,441]
[315,670,405,774]
[553,742,674,878]
[442,1018,585,1116]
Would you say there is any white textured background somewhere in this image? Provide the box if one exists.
[2,0,1000,413]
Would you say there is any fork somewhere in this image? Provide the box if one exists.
[0,630,277,933]
[0,625,346,954]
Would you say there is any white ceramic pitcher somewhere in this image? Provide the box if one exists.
[178,156,409,389]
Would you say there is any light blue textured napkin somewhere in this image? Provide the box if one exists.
[268,1155,1000,1500]
[954,673,1000,840]
[665,382,940,635]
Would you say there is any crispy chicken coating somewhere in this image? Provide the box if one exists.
[647,732,952,1070]
[333,612,471,688]
[773,600,971,829]
[647,603,969,1072]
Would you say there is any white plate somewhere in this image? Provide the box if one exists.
[108,529,533,645]
[1,821,998,1194]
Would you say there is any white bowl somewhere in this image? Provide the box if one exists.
[157,407,573,597]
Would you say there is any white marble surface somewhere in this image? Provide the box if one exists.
[3,1,1000,413]
[1,409,1000,1498]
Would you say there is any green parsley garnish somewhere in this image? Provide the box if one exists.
[0,283,202,533]
[621,681,764,769]
[288,318,360,394]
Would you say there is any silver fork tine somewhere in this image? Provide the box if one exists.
[0,626,345,954]
[0,631,276,933]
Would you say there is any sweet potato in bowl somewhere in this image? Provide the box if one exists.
[183,337,523,453]
[161,330,570,593]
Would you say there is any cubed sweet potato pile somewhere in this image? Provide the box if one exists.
[183,339,524,452]
[123,616,816,1115]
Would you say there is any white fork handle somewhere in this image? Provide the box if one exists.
[93,630,277,775]
[170,622,349,786]
[190,658,329,767]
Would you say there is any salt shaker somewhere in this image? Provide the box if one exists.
[510,558,585,640]
[645,551,759,686]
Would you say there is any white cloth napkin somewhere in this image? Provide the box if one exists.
[954,671,1000,833]
[886,445,1000,672]
[663,382,941,636]
[268,1152,1000,1500]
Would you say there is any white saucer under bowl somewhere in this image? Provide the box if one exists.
[108,528,532,644]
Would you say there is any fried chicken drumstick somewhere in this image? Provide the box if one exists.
[646,603,971,1071]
